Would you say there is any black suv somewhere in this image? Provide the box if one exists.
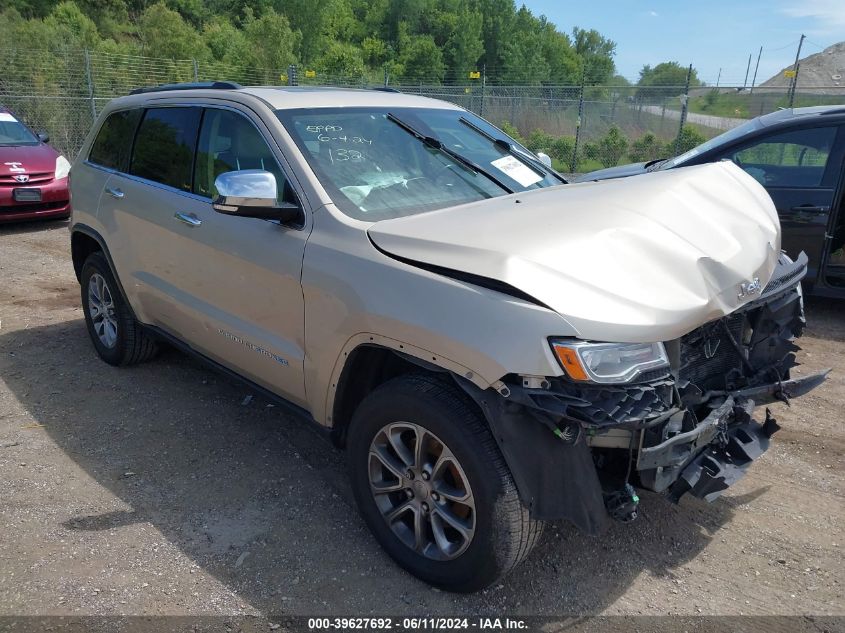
[579,106,845,298]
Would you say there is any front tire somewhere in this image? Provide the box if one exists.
[347,374,543,592]
[80,252,158,366]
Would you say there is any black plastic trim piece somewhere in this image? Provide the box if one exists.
[129,81,242,95]
[456,377,611,534]
[70,223,137,319]
[142,324,321,428]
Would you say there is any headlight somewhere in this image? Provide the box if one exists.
[55,155,71,180]
[550,340,669,383]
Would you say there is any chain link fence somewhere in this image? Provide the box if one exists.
[2,46,844,173]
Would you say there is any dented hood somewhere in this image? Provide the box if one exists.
[368,161,781,343]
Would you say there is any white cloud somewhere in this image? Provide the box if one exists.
[649,10,658,16]
[780,0,845,36]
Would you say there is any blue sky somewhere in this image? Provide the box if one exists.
[524,0,845,85]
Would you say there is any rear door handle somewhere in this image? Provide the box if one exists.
[174,212,202,227]
[790,204,829,213]
[105,186,124,199]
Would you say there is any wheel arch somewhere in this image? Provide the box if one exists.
[70,224,136,319]
[326,335,494,448]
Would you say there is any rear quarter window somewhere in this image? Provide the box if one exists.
[88,109,141,171]
[129,107,201,192]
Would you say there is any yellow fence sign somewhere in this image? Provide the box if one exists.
[784,69,797,78]
[469,71,481,79]
[305,70,316,78]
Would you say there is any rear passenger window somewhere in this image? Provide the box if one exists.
[88,109,141,171]
[193,108,289,199]
[130,107,201,192]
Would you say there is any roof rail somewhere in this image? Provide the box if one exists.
[371,86,401,93]
[129,81,242,95]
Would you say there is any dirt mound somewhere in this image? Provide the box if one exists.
[761,41,845,91]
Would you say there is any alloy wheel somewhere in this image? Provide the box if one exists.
[368,421,476,560]
[87,272,118,348]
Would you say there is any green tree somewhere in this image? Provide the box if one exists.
[203,16,251,65]
[498,120,524,145]
[443,8,484,79]
[241,8,300,70]
[637,62,700,101]
[596,125,628,167]
[670,125,706,156]
[499,7,551,85]
[525,129,555,153]
[139,2,209,60]
[398,35,444,83]
[550,136,575,164]
[539,20,580,84]
[317,42,365,79]
[46,1,101,48]
[361,36,389,67]
[629,132,663,162]
[572,27,616,84]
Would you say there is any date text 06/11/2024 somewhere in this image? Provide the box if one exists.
[306,617,528,630]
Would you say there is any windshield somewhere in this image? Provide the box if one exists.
[276,107,562,221]
[0,113,39,147]
[659,117,765,169]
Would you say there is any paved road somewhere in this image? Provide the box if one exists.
[638,105,747,131]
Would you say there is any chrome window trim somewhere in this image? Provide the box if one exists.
[87,100,310,230]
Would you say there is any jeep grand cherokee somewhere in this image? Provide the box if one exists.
[69,82,827,592]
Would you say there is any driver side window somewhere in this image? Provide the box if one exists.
[193,108,291,201]
[729,127,836,188]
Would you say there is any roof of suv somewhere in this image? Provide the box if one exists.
[759,104,845,126]
[123,84,463,111]
[246,86,463,110]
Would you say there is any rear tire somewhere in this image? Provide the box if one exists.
[347,374,543,592]
[80,251,158,366]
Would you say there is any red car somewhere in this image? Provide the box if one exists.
[0,108,70,223]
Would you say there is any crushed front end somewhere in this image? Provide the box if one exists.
[462,252,828,534]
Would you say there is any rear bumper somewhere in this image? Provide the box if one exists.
[0,177,70,223]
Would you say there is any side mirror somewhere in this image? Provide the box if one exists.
[212,170,300,223]
[37,131,50,143]
[536,152,552,168]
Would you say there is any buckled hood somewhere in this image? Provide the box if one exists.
[368,161,781,343]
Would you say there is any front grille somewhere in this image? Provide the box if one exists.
[0,172,53,186]
[679,313,745,392]
[542,377,674,426]
[0,200,67,214]
[761,260,806,296]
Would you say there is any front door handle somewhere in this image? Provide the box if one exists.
[174,212,202,227]
[105,186,124,199]
[790,204,829,213]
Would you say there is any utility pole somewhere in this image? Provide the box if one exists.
[788,34,805,108]
[750,46,762,94]
[715,68,721,88]
[743,53,751,89]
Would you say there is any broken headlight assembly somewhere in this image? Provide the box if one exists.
[550,339,670,383]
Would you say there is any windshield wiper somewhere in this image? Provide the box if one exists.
[458,116,567,184]
[645,158,669,171]
[386,113,514,194]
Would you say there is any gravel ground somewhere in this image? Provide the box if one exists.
[1,219,843,623]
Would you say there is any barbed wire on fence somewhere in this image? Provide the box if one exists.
[2,46,844,172]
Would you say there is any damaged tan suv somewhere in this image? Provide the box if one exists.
[69,82,827,592]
